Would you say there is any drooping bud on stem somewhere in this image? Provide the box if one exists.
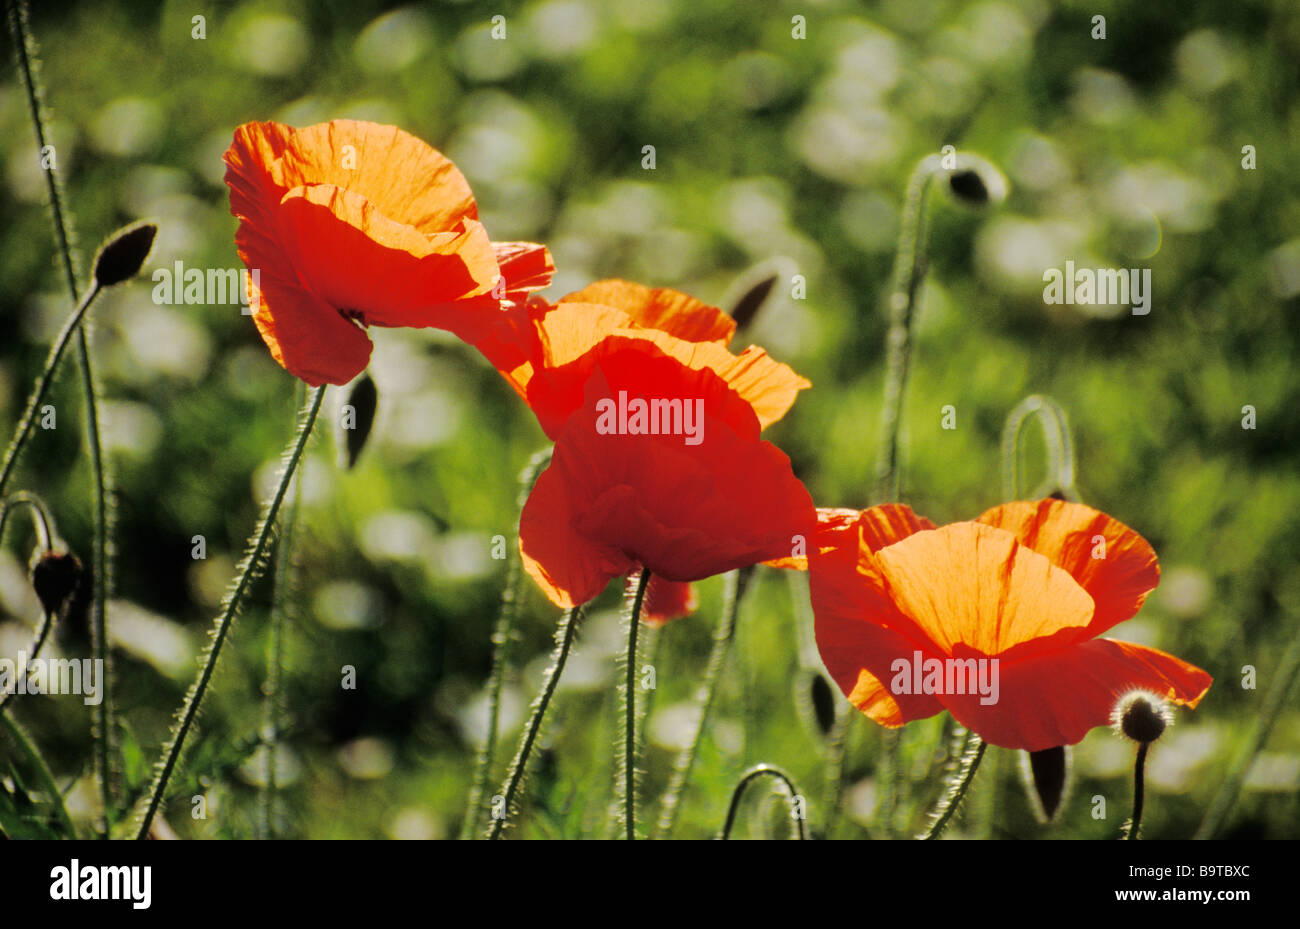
[1023,744,1069,822]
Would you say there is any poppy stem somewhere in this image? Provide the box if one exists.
[6,0,117,837]
[487,604,583,839]
[719,763,807,840]
[0,490,56,553]
[921,732,986,839]
[461,446,552,840]
[874,156,940,503]
[257,385,305,840]
[1125,742,1149,839]
[0,708,76,838]
[653,566,753,838]
[132,385,325,840]
[1001,394,1078,499]
[620,569,651,839]
[1196,615,1300,838]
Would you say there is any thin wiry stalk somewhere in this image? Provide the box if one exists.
[1196,619,1300,838]
[0,490,55,550]
[0,709,76,837]
[719,764,807,840]
[920,732,986,839]
[874,156,940,503]
[1001,394,1077,500]
[488,605,583,839]
[6,0,115,835]
[654,566,752,838]
[133,386,325,840]
[0,284,101,499]
[1123,742,1148,840]
[257,387,305,840]
[619,569,651,839]
[460,446,552,840]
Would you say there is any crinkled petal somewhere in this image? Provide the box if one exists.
[942,638,1212,751]
[641,576,698,625]
[872,521,1096,659]
[560,279,736,344]
[977,499,1160,637]
[245,271,373,386]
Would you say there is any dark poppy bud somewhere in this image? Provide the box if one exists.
[1024,745,1069,821]
[943,154,1007,209]
[93,222,157,288]
[808,671,837,737]
[729,272,779,333]
[1113,691,1170,744]
[29,550,83,616]
[338,373,378,469]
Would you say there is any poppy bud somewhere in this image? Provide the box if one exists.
[1024,745,1069,821]
[29,550,83,617]
[1113,691,1171,744]
[943,154,1008,209]
[92,222,157,288]
[729,272,778,333]
[337,373,378,470]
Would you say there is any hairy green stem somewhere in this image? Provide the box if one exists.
[257,389,305,840]
[0,709,76,837]
[488,605,583,839]
[460,446,552,840]
[620,569,650,839]
[921,732,986,839]
[133,385,324,839]
[1196,618,1300,838]
[6,0,115,835]
[874,156,941,503]
[719,763,807,840]
[654,566,751,838]
[1001,394,1077,500]
[1124,742,1148,840]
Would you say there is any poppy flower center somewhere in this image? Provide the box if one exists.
[339,307,368,327]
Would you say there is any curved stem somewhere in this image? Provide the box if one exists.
[258,387,305,840]
[0,284,102,500]
[488,605,583,839]
[0,709,76,838]
[6,1,116,833]
[921,733,986,839]
[0,490,56,552]
[133,385,325,839]
[719,763,807,840]
[620,569,650,839]
[461,446,552,840]
[1001,394,1077,500]
[874,156,940,503]
[654,566,751,837]
[1125,742,1148,840]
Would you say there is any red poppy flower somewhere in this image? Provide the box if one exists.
[808,499,1211,751]
[518,343,816,610]
[472,280,806,440]
[222,119,553,386]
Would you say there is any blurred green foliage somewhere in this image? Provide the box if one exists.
[1,0,1297,839]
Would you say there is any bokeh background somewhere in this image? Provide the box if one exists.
[1,0,1297,839]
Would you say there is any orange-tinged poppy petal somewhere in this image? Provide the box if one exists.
[508,302,809,438]
[520,458,634,609]
[872,521,1095,659]
[494,241,556,296]
[942,638,1213,751]
[641,576,698,625]
[976,499,1160,637]
[273,185,502,328]
[763,506,866,569]
[858,504,939,551]
[519,350,816,608]
[226,120,479,235]
[246,271,373,386]
[560,279,736,344]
